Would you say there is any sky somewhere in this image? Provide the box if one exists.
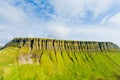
[0,0,120,46]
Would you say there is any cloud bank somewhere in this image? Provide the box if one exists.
[0,0,120,46]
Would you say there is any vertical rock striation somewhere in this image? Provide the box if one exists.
[4,38,120,64]
[5,38,119,51]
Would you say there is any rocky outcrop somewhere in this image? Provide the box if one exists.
[0,46,3,50]
[5,38,119,51]
[4,38,120,64]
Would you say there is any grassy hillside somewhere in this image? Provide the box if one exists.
[0,38,120,80]
[0,47,120,80]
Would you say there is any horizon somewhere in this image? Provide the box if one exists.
[0,0,120,46]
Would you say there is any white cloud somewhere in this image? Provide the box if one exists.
[74,26,119,37]
[108,13,120,26]
[0,0,46,45]
[101,13,120,27]
[27,34,34,37]
[92,0,113,18]
[0,25,5,30]
[0,0,120,47]
[0,1,28,24]
[101,16,110,25]
[46,22,71,38]
[50,0,113,20]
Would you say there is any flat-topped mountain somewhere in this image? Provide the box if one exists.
[3,38,119,64]
[4,38,119,52]
[0,38,120,80]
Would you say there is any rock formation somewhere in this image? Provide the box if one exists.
[0,46,3,50]
[4,38,120,64]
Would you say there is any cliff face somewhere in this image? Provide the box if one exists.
[0,46,3,50]
[5,38,119,51]
[4,38,120,64]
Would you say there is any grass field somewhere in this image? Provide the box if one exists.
[0,47,120,80]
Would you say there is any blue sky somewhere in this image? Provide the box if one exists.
[0,0,120,46]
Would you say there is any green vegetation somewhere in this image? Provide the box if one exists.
[0,38,120,80]
[0,47,120,80]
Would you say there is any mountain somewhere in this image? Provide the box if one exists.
[0,46,2,50]
[4,38,120,64]
[0,38,120,80]
[5,38,119,51]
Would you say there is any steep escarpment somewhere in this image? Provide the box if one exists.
[1,38,120,80]
[5,38,119,51]
[4,38,120,64]
[0,46,3,50]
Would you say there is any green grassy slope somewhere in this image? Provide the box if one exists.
[0,47,120,80]
[0,38,120,80]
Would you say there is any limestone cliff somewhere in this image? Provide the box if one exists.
[0,46,3,50]
[5,38,119,51]
[4,38,120,64]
